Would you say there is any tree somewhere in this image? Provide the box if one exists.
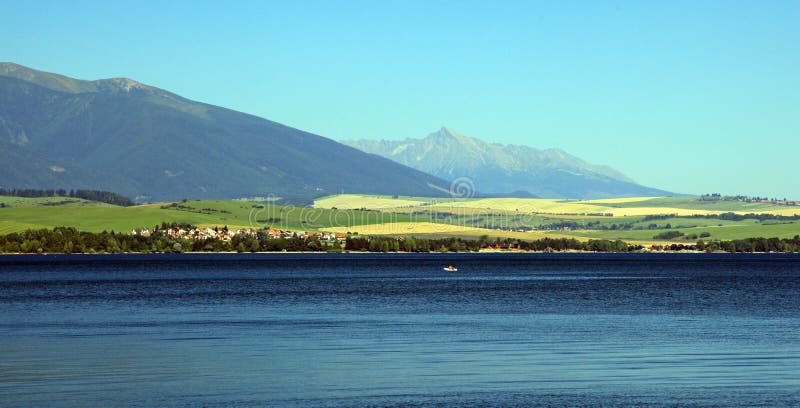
[249,238,260,252]
[696,240,706,251]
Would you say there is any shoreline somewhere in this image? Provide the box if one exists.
[0,250,796,256]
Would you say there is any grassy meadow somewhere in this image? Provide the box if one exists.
[313,194,429,209]
[315,195,798,216]
[0,196,432,234]
[313,194,800,245]
[1,194,798,246]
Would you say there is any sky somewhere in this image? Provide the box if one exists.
[2,0,799,197]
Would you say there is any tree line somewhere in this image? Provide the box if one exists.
[696,236,800,253]
[345,236,482,252]
[643,212,800,222]
[701,193,793,204]
[2,227,799,254]
[0,188,135,206]
[346,235,632,252]
[0,227,333,254]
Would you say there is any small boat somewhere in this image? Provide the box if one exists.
[443,265,458,272]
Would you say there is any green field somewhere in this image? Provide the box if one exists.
[0,196,111,207]
[315,195,799,216]
[313,194,800,244]
[0,197,432,233]
[0,200,222,233]
[584,196,787,212]
[2,195,799,245]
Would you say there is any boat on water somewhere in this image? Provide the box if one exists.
[443,265,458,272]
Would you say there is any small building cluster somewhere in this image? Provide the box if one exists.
[130,225,347,242]
[643,244,697,252]
[482,242,521,250]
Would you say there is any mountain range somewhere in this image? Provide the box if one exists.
[0,63,449,202]
[1,63,673,202]
[344,127,673,198]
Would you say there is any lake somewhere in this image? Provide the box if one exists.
[1,253,799,407]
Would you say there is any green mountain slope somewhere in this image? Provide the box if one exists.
[344,127,675,199]
[0,63,449,202]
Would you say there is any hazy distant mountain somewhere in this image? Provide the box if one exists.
[0,63,450,202]
[344,127,673,198]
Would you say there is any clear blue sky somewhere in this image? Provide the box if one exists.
[3,0,799,197]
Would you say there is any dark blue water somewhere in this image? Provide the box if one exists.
[1,253,799,407]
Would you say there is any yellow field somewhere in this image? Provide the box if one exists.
[315,195,800,217]
[324,222,487,235]
[574,197,660,204]
[427,198,607,213]
[434,198,722,216]
[323,222,583,241]
[442,228,587,242]
[601,206,800,217]
[753,207,800,216]
[314,194,427,209]
[380,206,518,215]
[602,207,719,216]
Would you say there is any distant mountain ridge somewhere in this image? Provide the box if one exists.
[0,62,160,94]
[0,62,450,202]
[344,127,673,198]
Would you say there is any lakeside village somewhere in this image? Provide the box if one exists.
[131,224,347,243]
[122,223,800,254]
[3,224,800,253]
[128,224,640,252]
